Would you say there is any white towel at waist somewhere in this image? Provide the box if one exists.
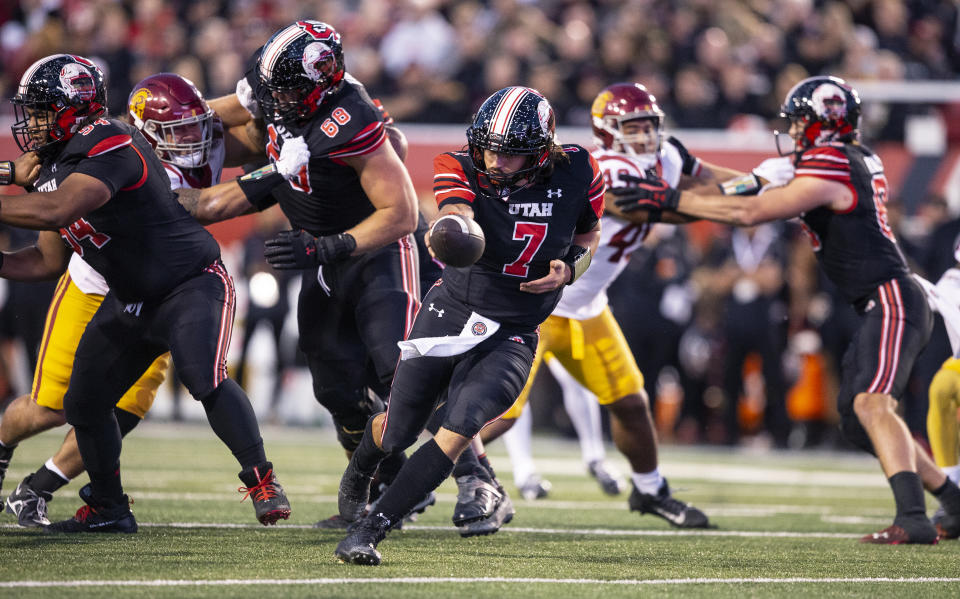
[397,312,501,360]
[914,270,960,358]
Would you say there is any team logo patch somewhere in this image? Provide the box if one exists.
[471,322,487,336]
[811,83,847,121]
[59,63,96,102]
[129,88,151,121]
[590,90,613,118]
[302,42,334,81]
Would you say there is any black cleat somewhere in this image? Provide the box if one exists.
[338,457,373,523]
[933,505,960,540]
[588,460,626,496]
[5,475,52,527]
[313,513,352,529]
[459,481,515,537]
[43,485,137,534]
[628,479,710,529]
[238,462,291,526]
[334,512,391,565]
[452,475,501,526]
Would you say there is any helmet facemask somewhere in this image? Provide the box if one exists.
[144,109,214,168]
[599,115,661,167]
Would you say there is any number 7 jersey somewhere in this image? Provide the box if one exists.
[432,145,604,329]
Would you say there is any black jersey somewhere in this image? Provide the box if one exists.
[795,142,910,308]
[33,117,220,302]
[246,58,386,236]
[432,145,604,328]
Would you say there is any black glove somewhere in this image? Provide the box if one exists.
[263,230,356,269]
[666,136,701,176]
[611,174,680,212]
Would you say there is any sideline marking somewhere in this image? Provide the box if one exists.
[2,576,960,588]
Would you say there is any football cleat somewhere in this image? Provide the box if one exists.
[43,484,136,534]
[452,475,501,526]
[334,512,391,566]
[628,479,710,529]
[861,522,938,545]
[5,476,52,527]
[238,462,291,526]
[459,481,515,537]
[313,513,351,529]
[518,474,551,501]
[935,512,960,540]
[588,460,626,496]
[338,457,373,523]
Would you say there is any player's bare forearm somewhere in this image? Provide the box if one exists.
[223,122,265,167]
[345,202,417,254]
[177,182,256,225]
[575,223,601,256]
[688,160,745,185]
[0,231,69,281]
[343,144,418,253]
[209,94,253,129]
[0,173,110,229]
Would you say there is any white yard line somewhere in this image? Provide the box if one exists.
[2,576,959,588]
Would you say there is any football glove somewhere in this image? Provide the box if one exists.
[264,230,356,269]
[611,174,680,212]
[666,136,702,176]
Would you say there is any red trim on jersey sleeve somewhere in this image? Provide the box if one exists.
[794,146,851,182]
[586,153,605,218]
[87,134,132,157]
[433,153,475,206]
[120,145,149,191]
[328,121,386,158]
[372,99,394,125]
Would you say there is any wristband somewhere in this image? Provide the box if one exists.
[0,162,14,186]
[236,164,285,203]
[718,173,761,196]
[318,232,357,264]
[561,245,591,286]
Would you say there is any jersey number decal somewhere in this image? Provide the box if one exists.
[504,222,548,277]
[320,107,352,138]
[60,218,111,255]
[606,224,644,262]
[266,124,311,194]
[871,174,896,243]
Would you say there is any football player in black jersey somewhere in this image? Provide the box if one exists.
[615,75,960,544]
[333,86,604,565]
[0,54,295,532]
[178,21,419,480]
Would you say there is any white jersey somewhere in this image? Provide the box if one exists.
[552,144,684,320]
[68,133,225,296]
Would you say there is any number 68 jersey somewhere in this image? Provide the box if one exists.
[552,144,684,320]
[432,145,604,329]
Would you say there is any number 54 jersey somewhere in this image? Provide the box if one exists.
[432,145,604,330]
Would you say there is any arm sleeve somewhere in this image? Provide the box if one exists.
[433,153,475,210]
[575,153,604,233]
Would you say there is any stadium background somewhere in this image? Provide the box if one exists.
[0,0,958,450]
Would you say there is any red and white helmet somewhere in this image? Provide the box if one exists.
[591,82,664,157]
[127,73,213,168]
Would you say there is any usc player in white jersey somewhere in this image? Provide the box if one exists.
[483,83,742,527]
[1,73,226,527]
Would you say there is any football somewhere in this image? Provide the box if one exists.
[429,214,485,268]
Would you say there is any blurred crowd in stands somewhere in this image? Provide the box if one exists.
[2,0,960,138]
[0,0,959,450]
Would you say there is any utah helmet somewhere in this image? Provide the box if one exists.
[591,82,664,158]
[256,20,345,123]
[466,86,556,199]
[128,73,214,169]
[11,54,106,157]
[779,75,861,154]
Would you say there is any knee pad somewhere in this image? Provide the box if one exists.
[316,386,384,451]
[839,411,877,455]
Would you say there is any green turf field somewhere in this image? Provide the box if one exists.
[1,422,958,598]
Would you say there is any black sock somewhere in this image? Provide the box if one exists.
[371,439,454,524]
[933,478,960,516]
[453,445,490,481]
[889,471,928,522]
[477,451,497,480]
[73,414,124,503]
[0,441,16,474]
[201,380,266,468]
[30,464,69,494]
[377,450,406,485]
[354,415,388,476]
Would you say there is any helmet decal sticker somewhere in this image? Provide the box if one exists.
[58,63,96,102]
[537,99,551,136]
[128,88,152,121]
[302,42,334,82]
[811,83,847,122]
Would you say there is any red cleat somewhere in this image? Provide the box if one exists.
[860,524,938,545]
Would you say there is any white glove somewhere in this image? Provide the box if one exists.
[752,156,795,192]
[275,136,311,180]
[235,78,260,119]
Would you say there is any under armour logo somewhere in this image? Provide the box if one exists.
[546,189,562,199]
[428,303,444,318]
[123,302,143,316]
[873,531,889,539]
